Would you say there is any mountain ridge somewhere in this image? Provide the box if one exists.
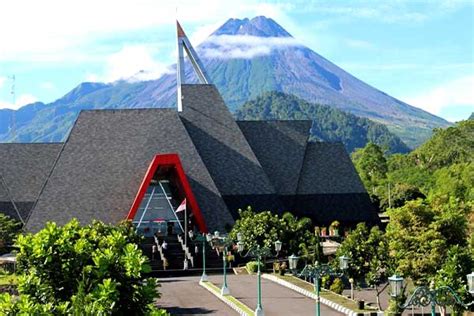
[0,16,450,147]
[235,91,411,154]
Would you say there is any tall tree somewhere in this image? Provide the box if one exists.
[352,142,388,193]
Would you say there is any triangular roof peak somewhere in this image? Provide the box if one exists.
[177,20,186,38]
[176,20,211,112]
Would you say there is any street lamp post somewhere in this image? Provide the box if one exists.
[388,273,474,316]
[291,255,350,316]
[188,230,213,283]
[237,233,282,316]
[210,231,233,296]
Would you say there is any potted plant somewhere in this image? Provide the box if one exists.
[330,220,340,236]
[321,227,327,236]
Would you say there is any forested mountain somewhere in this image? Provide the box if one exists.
[0,16,449,147]
[353,119,473,210]
[235,91,410,153]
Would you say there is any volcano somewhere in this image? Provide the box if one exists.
[0,16,449,148]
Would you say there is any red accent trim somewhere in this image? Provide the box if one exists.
[127,154,208,233]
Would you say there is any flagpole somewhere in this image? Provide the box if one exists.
[184,199,188,251]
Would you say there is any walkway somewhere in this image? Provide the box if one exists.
[209,274,343,316]
[157,276,235,315]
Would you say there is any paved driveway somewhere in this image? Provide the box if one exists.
[209,274,343,316]
[157,276,235,315]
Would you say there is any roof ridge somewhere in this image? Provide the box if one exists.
[236,119,313,123]
[0,142,63,145]
[79,108,177,113]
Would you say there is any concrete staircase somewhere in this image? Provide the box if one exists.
[141,234,233,277]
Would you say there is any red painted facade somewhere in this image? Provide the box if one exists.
[126,153,208,233]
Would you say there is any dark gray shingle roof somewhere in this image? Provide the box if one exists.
[294,142,378,224]
[297,142,367,194]
[0,179,17,220]
[0,143,62,221]
[0,143,62,202]
[179,85,276,196]
[26,108,233,232]
[237,120,311,195]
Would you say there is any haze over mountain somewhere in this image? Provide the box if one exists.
[0,16,450,147]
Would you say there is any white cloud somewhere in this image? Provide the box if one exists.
[403,75,474,116]
[101,45,173,82]
[200,35,302,59]
[0,94,38,110]
[0,0,289,62]
[85,73,100,83]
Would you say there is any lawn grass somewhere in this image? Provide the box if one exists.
[276,274,376,313]
[0,273,17,285]
[200,281,254,315]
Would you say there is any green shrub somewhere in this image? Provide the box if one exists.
[0,219,169,315]
[321,275,331,289]
[329,278,344,294]
[0,214,20,254]
[246,261,264,274]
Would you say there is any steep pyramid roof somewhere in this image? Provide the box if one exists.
[26,108,233,232]
[294,142,378,224]
[237,120,311,195]
[179,84,282,216]
[0,143,62,222]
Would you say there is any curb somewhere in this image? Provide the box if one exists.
[262,274,383,316]
[199,281,251,316]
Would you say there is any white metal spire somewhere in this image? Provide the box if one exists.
[176,20,211,112]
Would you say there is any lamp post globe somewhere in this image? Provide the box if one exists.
[188,230,194,239]
[388,274,404,298]
[237,241,245,253]
[288,254,299,272]
[339,255,350,270]
[467,272,474,296]
[274,240,282,253]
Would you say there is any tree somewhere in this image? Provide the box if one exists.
[229,207,284,251]
[336,224,390,310]
[379,183,425,211]
[386,197,471,284]
[280,212,313,257]
[0,219,168,315]
[411,120,473,170]
[386,199,446,283]
[336,223,371,281]
[229,207,316,259]
[352,142,388,193]
[0,214,20,254]
[434,246,473,316]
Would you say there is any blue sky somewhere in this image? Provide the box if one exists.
[0,0,472,122]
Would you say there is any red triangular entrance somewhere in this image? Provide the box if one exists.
[127,153,207,233]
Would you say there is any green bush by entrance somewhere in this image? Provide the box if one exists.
[0,219,169,315]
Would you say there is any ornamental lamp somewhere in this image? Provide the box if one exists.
[388,274,404,298]
[274,240,282,253]
[188,230,194,239]
[214,231,220,238]
[339,255,350,270]
[237,241,245,253]
[288,254,299,271]
[237,232,243,242]
[467,272,474,296]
